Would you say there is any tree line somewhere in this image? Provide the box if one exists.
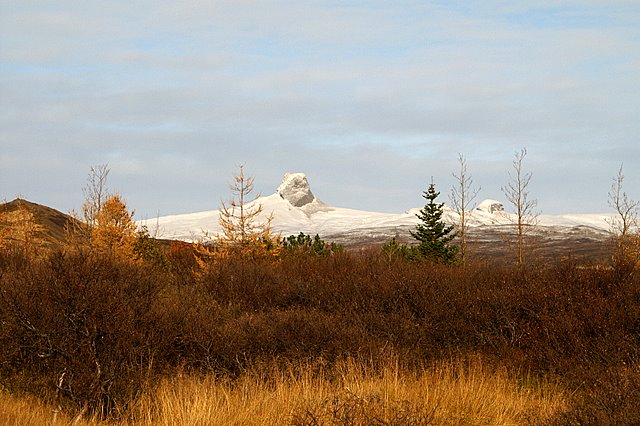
[1,151,638,272]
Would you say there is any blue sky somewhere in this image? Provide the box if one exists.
[1,1,638,218]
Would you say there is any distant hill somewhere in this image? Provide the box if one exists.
[0,198,81,250]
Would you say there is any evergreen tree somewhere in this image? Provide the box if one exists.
[281,232,343,256]
[411,181,459,264]
[381,237,419,262]
[132,225,170,269]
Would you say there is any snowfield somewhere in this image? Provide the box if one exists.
[139,172,613,243]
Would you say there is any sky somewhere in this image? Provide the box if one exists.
[1,1,639,219]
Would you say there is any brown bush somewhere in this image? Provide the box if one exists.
[1,247,640,420]
[0,250,167,417]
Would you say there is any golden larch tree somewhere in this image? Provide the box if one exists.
[200,165,281,263]
[91,194,137,260]
[65,164,110,247]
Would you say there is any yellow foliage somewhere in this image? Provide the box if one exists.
[90,194,137,260]
[611,231,640,274]
[217,229,282,259]
[0,212,11,251]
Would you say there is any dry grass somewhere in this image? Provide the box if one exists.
[0,392,100,426]
[1,356,567,426]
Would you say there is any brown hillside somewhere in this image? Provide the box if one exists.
[0,198,82,250]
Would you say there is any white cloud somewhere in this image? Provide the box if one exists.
[1,1,638,216]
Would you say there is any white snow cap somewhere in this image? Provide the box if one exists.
[476,199,505,214]
[277,173,316,207]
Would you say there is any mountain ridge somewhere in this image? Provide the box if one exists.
[143,173,613,245]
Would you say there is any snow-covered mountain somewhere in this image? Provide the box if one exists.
[141,172,613,247]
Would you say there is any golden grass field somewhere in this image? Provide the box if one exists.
[1,356,567,426]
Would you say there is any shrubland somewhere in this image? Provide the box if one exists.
[1,241,639,424]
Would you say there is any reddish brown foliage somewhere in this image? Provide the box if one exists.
[1,248,639,421]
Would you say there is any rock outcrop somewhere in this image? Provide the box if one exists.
[277,173,316,207]
[475,199,505,214]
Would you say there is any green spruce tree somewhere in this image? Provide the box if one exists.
[411,181,459,264]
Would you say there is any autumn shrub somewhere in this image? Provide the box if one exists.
[164,240,198,285]
[1,247,640,421]
[192,252,640,373]
[0,249,168,417]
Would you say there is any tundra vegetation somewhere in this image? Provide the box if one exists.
[0,164,639,425]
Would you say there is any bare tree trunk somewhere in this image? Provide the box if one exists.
[66,164,111,247]
[82,164,110,228]
[450,153,480,266]
[502,148,538,266]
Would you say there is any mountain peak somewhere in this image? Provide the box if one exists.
[476,199,505,214]
[277,173,316,207]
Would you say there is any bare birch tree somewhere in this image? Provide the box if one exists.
[82,164,110,228]
[607,164,639,275]
[66,164,111,246]
[501,148,538,266]
[450,153,480,266]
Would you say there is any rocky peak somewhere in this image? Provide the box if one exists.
[475,199,505,214]
[277,173,316,207]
